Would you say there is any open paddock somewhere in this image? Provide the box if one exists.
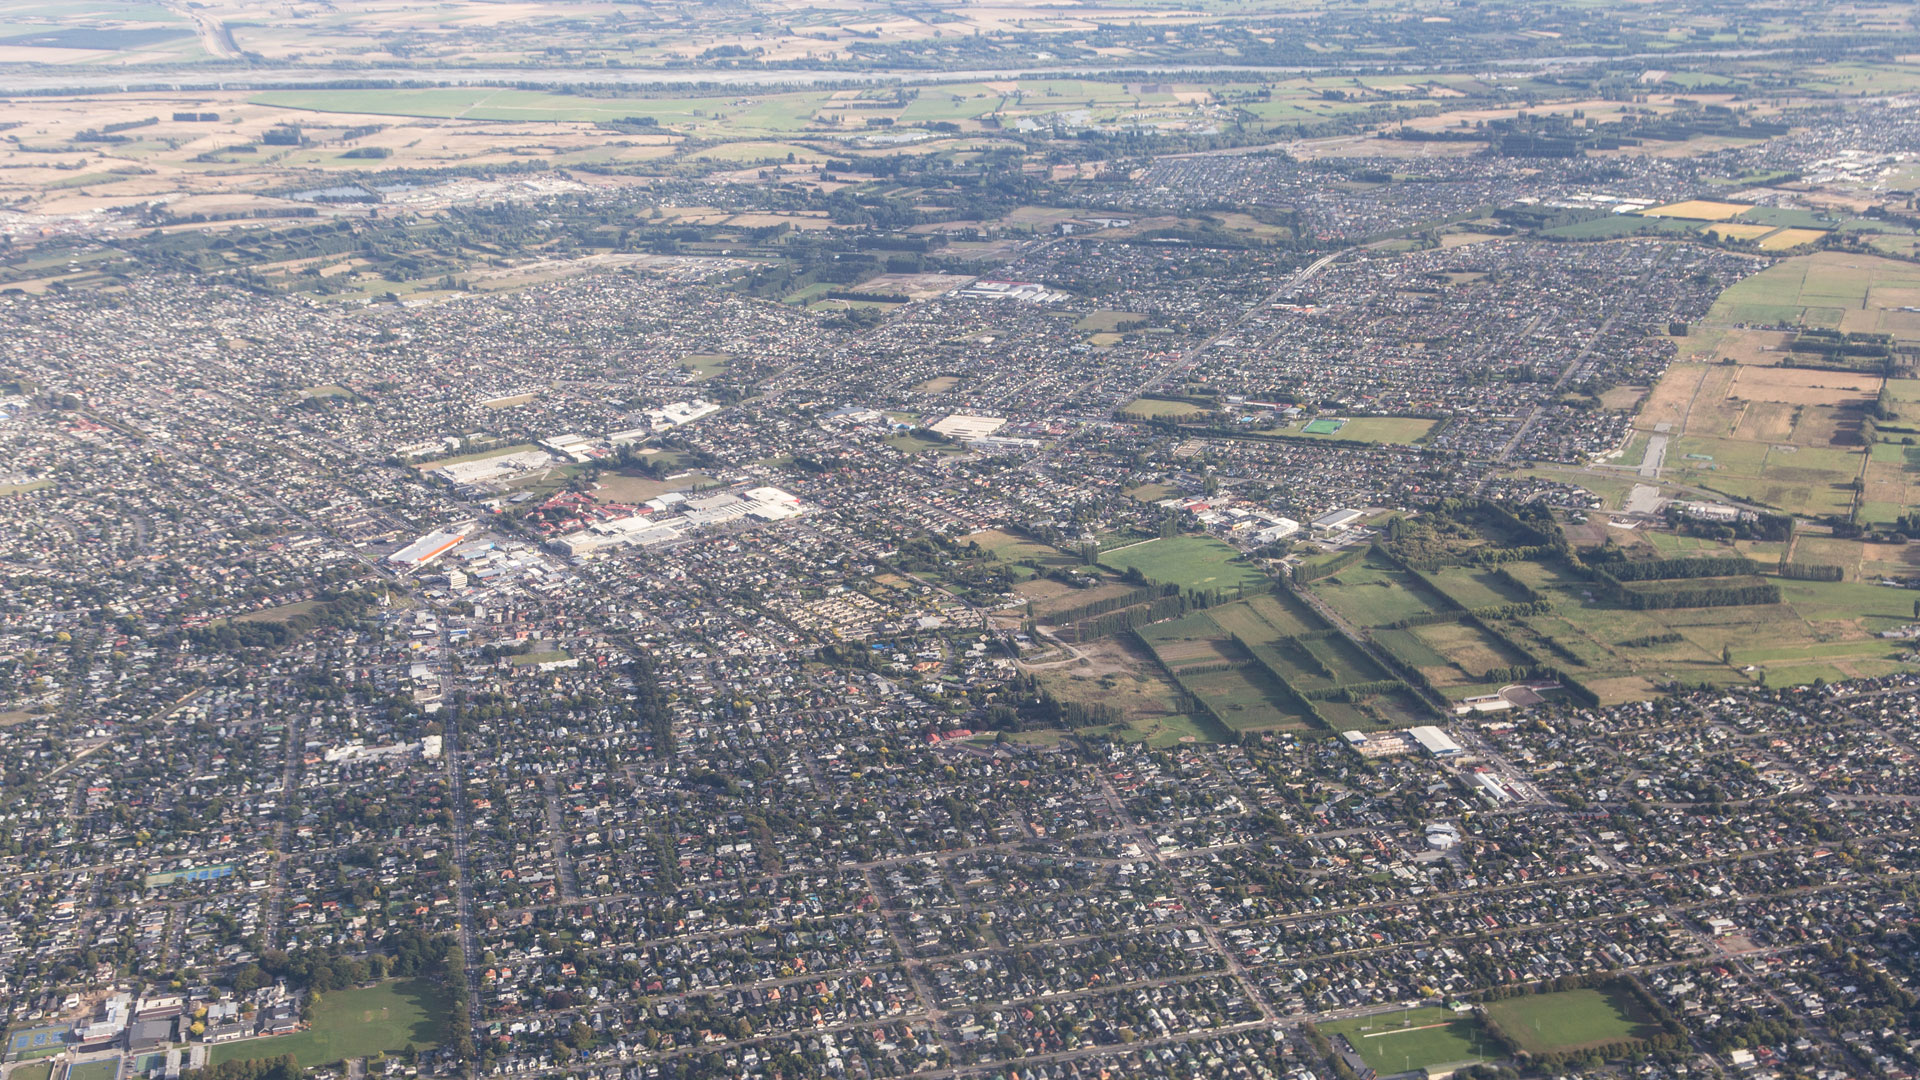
[1408,620,1534,683]
[1026,581,1143,621]
[1422,566,1534,608]
[1179,664,1311,733]
[964,528,1074,568]
[1640,199,1752,220]
[592,471,715,504]
[1311,559,1450,627]
[1202,591,1330,642]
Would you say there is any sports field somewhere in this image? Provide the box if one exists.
[1285,416,1438,444]
[1483,985,1662,1056]
[1098,535,1268,593]
[1322,1007,1491,1075]
[964,528,1077,568]
[67,1064,115,1080]
[1122,396,1211,419]
[209,979,450,1069]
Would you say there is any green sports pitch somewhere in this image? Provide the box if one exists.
[209,979,450,1069]
[1321,1006,1493,1074]
[1482,985,1663,1055]
[1096,535,1269,593]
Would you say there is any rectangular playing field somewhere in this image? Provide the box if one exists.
[209,979,450,1069]
[1483,985,1663,1056]
[1322,1008,1491,1074]
[1099,535,1268,593]
[1287,416,1438,444]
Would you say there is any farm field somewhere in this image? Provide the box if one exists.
[1506,557,1912,698]
[1540,214,1697,240]
[1421,566,1534,608]
[1179,662,1307,733]
[1135,611,1317,734]
[1322,1008,1492,1075]
[1019,580,1143,622]
[1704,252,1920,339]
[1630,359,1874,517]
[1203,590,1331,640]
[254,88,836,137]
[1323,504,1914,705]
[1401,621,1533,693]
[1640,199,1752,220]
[1483,985,1663,1056]
[1099,535,1269,593]
[209,980,450,1069]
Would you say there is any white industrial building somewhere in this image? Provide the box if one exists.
[1311,507,1368,534]
[929,413,1009,440]
[389,527,471,568]
[439,449,557,486]
[552,515,683,557]
[1408,725,1464,757]
[645,399,721,429]
[1252,517,1301,544]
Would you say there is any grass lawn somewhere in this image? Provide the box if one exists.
[1075,309,1146,332]
[509,650,572,666]
[1098,535,1268,593]
[1203,592,1330,641]
[593,471,716,504]
[1122,397,1211,419]
[210,980,450,1069]
[1179,664,1311,733]
[885,431,967,456]
[1284,416,1439,445]
[1705,252,1920,338]
[680,353,730,380]
[1312,560,1449,627]
[1540,215,1697,240]
[1483,985,1663,1056]
[964,528,1077,568]
[1123,482,1179,502]
[1322,1008,1492,1074]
